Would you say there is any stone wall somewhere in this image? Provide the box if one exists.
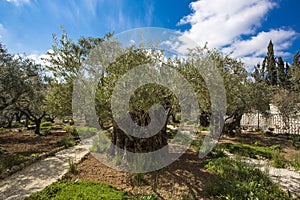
[241,113,300,134]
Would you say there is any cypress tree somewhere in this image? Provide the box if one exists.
[277,57,285,87]
[264,40,277,85]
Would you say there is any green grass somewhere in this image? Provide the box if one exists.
[89,133,110,153]
[57,135,76,148]
[220,142,274,159]
[0,155,28,174]
[63,125,78,136]
[205,157,290,199]
[25,181,128,200]
[289,151,300,170]
[0,146,6,154]
[219,142,300,169]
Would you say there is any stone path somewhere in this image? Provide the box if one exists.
[0,144,89,200]
[226,152,300,198]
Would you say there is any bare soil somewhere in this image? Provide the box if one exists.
[65,131,300,199]
[0,129,68,156]
[220,131,300,161]
[68,150,216,199]
[0,128,69,175]
[1,128,299,199]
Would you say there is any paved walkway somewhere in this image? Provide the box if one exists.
[226,152,300,198]
[0,144,89,200]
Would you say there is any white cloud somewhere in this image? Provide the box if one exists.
[223,29,298,67]
[178,0,299,69]
[6,0,30,6]
[26,52,51,66]
[179,0,276,48]
[223,29,298,58]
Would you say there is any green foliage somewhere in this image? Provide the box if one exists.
[220,143,274,159]
[289,151,300,171]
[40,121,53,135]
[0,146,6,154]
[25,181,128,200]
[77,126,98,139]
[270,144,283,151]
[270,151,286,168]
[89,133,110,153]
[205,157,290,199]
[68,159,78,175]
[132,173,147,187]
[0,155,27,174]
[58,135,76,148]
[63,125,78,136]
[131,194,158,200]
[41,121,53,127]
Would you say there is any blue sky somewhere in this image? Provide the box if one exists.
[0,0,299,70]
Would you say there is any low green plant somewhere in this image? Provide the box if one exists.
[114,155,122,166]
[40,127,52,136]
[58,135,76,148]
[77,126,98,139]
[0,146,6,154]
[41,121,53,127]
[131,194,157,200]
[68,158,78,175]
[205,157,290,199]
[220,143,273,159]
[24,181,128,200]
[89,133,110,153]
[252,141,261,146]
[270,144,283,151]
[270,151,286,168]
[132,173,147,187]
[63,125,78,137]
[200,126,209,131]
[0,155,27,173]
[289,151,300,171]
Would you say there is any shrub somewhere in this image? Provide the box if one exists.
[89,133,110,153]
[25,181,128,200]
[68,159,78,175]
[58,135,76,148]
[0,155,27,174]
[41,121,53,127]
[270,151,286,168]
[77,126,98,139]
[220,143,273,159]
[63,125,78,137]
[40,122,53,136]
[290,151,300,171]
[205,157,290,199]
[0,146,6,154]
[132,173,147,187]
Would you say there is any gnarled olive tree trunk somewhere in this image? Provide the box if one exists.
[107,111,168,162]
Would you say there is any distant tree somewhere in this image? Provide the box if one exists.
[43,27,106,121]
[252,63,265,82]
[277,57,286,87]
[0,43,31,110]
[290,51,300,92]
[263,40,277,85]
[15,59,48,135]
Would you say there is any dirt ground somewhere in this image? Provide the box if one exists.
[67,150,215,199]
[1,128,299,199]
[63,132,298,199]
[220,131,300,161]
[0,128,69,175]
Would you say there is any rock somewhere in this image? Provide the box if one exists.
[20,163,26,169]
[11,165,21,172]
